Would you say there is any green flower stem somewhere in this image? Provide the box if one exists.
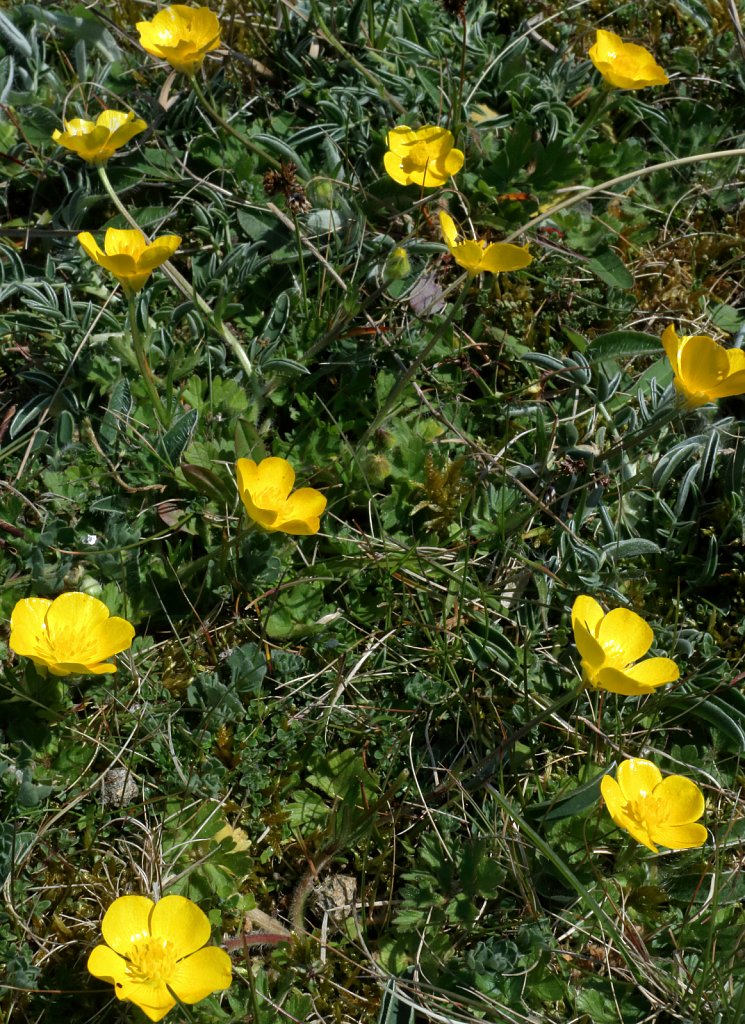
[97,165,253,378]
[188,74,281,171]
[449,15,468,140]
[356,274,470,451]
[127,294,169,426]
[308,0,405,115]
[503,146,745,245]
[572,85,613,145]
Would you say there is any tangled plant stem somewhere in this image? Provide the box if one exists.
[504,147,745,244]
[356,276,471,451]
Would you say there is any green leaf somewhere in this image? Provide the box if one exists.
[708,303,744,333]
[586,330,662,363]
[99,378,132,452]
[181,464,233,503]
[0,10,32,57]
[601,538,661,560]
[586,249,634,290]
[540,765,614,822]
[377,975,416,1024]
[157,409,198,466]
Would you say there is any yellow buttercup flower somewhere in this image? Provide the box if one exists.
[571,595,679,696]
[77,228,181,296]
[51,110,147,165]
[136,5,221,75]
[9,592,135,677]
[439,211,532,276]
[661,324,745,408]
[588,29,669,90]
[601,759,707,852]
[87,894,232,1022]
[235,457,327,535]
[384,125,464,187]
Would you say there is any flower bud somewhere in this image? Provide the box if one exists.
[384,246,411,282]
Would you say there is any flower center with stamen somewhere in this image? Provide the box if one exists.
[406,142,430,168]
[126,938,178,987]
[626,792,665,832]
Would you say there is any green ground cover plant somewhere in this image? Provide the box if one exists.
[1,0,745,1021]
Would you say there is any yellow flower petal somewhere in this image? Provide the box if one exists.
[276,487,328,535]
[661,326,745,406]
[235,458,258,494]
[150,895,211,958]
[96,110,132,132]
[114,977,175,1021]
[451,239,489,274]
[137,5,221,74]
[649,822,708,850]
[51,110,146,164]
[660,324,682,374]
[9,593,133,676]
[653,775,705,825]
[77,231,105,264]
[383,149,413,185]
[596,607,652,664]
[600,774,658,852]
[384,125,462,188]
[439,211,459,249]
[479,242,532,274]
[101,895,154,954]
[57,117,96,137]
[589,29,668,90]
[416,126,455,159]
[599,774,624,817]
[9,597,52,658]
[601,760,706,852]
[707,370,745,399]
[235,457,326,535]
[236,459,280,528]
[87,943,126,983]
[595,658,678,695]
[440,146,465,176]
[104,228,148,260]
[679,333,730,392]
[571,595,604,634]
[169,946,233,1003]
[49,660,114,676]
[615,758,662,802]
[592,666,657,696]
[623,657,680,688]
[385,125,416,155]
[571,595,605,673]
[419,161,454,187]
[254,456,296,504]
[137,235,182,271]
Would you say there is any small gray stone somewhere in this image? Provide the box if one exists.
[100,767,139,807]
